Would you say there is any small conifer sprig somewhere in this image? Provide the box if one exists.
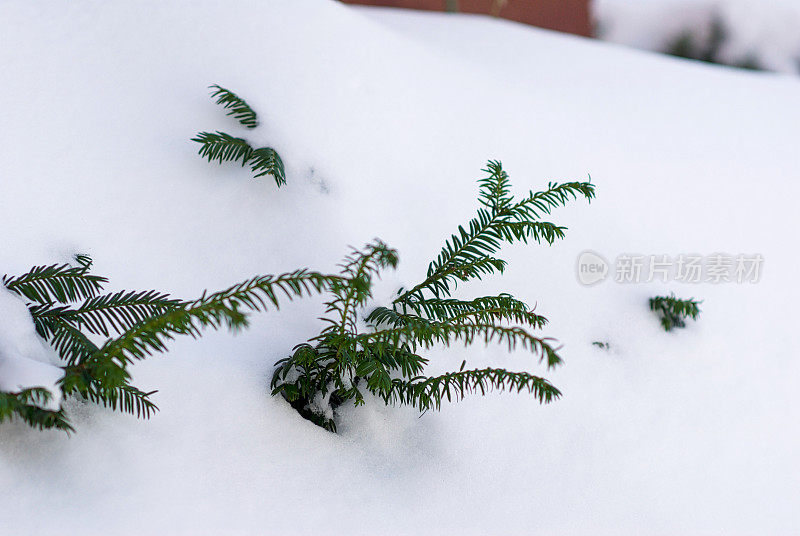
[1,257,341,432]
[192,84,285,186]
[248,147,285,181]
[209,84,258,128]
[2,255,105,304]
[394,160,594,303]
[192,131,253,166]
[191,132,286,186]
[271,161,595,431]
[649,294,702,331]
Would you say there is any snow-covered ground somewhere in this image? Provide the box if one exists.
[0,288,63,407]
[2,1,799,534]
[596,0,800,73]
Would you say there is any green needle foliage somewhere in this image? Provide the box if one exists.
[248,147,285,181]
[271,161,595,431]
[192,84,286,186]
[649,294,702,331]
[3,254,105,304]
[0,388,72,432]
[1,256,340,433]
[191,131,286,186]
[193,131,254,166]
[209,84,258,128]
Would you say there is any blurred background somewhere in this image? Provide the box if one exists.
[340,0,800,74]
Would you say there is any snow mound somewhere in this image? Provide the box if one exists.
[1,1,799,534]
[0,288,63,408]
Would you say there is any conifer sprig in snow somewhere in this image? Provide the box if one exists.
[29,290,181,339]
[89,270,344,372]
[193,85,286,186]
[80,383,158,420]
[393,294,548,328]
[385,365,561,411]
[29,305,101,365]
[1,256,178,430]
[191,132,286,186]
[650,293,702,331]
[192,131,254,166]
[324,240,399,336]
[394,160,594,302]
[209,84,258,128]
[2,257,341,432]
[0,388,73,432]
[362,310,561,367]
[248,147,286,186]
[3,261,107,304]
[271,161,594,431]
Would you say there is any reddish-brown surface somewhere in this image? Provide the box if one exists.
[339,0,591,37]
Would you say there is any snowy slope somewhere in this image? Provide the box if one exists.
[1,1,799,534]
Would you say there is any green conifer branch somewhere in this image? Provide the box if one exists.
[192,131,254,166]
[194,85,286,185]
[3,262,107,304]
[394,162,594,304]
[478,160,513,209]
[3,256,341,432]
[89,270,343,371]
[650,294,702,331]
[29,290,181,339]
[359,318,562,368]
[323,241,398,338]
[271,160,593,431]
[36,313,100,365]
[192,132,286,185]
[356,344,428,380]
[209,84,258,128]
[388,294,548,329]
[0,388,74,432]
[385,367,561,411]
[67,290,182,337]
[249,147,286,186]
[82,383,158,419]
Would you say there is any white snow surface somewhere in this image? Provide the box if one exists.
[595,0,800,73]
[0,288,63,408]
[1,1,799,534]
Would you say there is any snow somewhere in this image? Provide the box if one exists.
[595,0,800,73]
[1,0,799,534]
[0,288,63,408]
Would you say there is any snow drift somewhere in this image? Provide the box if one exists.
[1,1,799,534]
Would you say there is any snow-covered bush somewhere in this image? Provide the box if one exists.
[271,161,595,431]
[595,0,800,74]
[665,16,760,70]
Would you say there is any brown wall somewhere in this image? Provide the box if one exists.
[339,0,591,37]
